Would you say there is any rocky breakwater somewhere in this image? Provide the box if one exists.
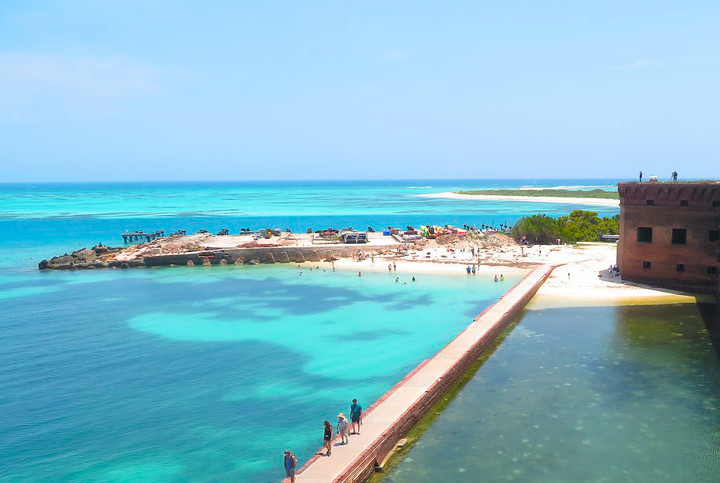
[38,245,139,270]
[37,232,373,270]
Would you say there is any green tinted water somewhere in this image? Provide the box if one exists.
[386,303,720,482]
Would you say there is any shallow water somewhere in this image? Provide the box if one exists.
[386,303,720,482]
[0,263,522,481]
[0,179,620,481]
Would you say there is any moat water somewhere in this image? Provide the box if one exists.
[386,303,720,482]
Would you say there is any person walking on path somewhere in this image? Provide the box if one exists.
[350,399,363,435]
[337,413,350,444]
[320,420,333,456]
[283,450,297,482]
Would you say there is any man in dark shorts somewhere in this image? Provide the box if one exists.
[350,398,363,435]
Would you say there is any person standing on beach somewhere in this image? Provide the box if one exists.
[283,450,297,482]
[350,399,363,435]
[321,421,333,456]
[337,413,350,444]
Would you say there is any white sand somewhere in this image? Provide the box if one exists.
[420,192,620,207]
[327,242,702,309]
[527,243,702,309]
[118,230,703,309]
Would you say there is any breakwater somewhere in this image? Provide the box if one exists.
[287,264,556,483]
[38,245,392,270]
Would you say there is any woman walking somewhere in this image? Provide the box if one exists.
[321,420,333,456]
[283,450,297,482]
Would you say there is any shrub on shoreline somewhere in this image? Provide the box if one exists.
[510,210,619,244]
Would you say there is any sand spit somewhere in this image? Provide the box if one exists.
[420,192,620,207]
[39,230,703,307]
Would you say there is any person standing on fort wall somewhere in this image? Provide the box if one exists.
[639,171,643,182]
[672,170,678,181]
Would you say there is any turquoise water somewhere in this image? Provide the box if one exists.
[0,180,617,481]
[386,303,720,482]
[0,265,520,481]
[0,179,620,481]
[0,179,619,221]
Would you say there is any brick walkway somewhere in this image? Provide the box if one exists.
[286,264,556,483]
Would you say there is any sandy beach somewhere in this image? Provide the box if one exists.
[59,229,701,309]
[420,191,620,207]
[312,237,701,308]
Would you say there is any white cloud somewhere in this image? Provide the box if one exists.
[0,52,162,103]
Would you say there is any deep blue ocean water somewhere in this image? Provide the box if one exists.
[0,179,621,482]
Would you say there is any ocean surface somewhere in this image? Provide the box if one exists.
[386,303,720,482]
[0,179,622,482]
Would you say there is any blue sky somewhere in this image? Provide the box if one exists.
[1,1,718,182]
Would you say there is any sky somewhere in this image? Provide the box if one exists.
[0,0,718,182]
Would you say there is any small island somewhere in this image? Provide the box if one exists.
[420,188,620,207]
[456,188,618,199]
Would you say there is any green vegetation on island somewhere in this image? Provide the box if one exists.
[457,188,619,199]
[510,210,620,244]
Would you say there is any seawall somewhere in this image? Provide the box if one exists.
[144,246,377,266]
[286,264,557,483]
[39,245,392,270]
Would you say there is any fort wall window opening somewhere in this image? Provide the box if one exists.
[710,230,720,242]
[709,266,718,275]
[643,261,652,269]
[676,264,685,272]
[637,227,653,243]
[671,228,687,245]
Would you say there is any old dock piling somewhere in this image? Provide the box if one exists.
[121,230,165,243]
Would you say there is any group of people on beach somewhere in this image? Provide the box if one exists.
[283,399,363,481]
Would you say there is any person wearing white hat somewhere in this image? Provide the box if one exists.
[336,413,350,444]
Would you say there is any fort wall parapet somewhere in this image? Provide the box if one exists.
[617,181,720,295]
